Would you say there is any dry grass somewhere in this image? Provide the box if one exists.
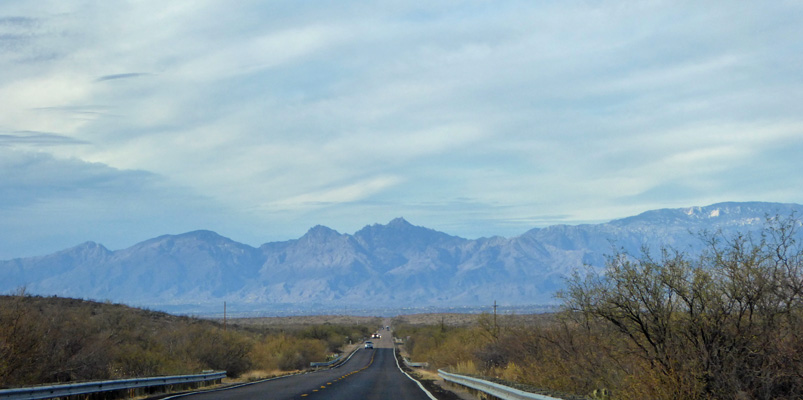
[229,368,295,382]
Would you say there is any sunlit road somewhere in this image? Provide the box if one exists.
[171,328,434,400]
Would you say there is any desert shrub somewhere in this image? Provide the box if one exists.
[0,292,116,385]
[396,323,491,369]
[0,290,45,387]
[297,323,371,353]
[111,345,171,377]
[398,217,803,400]
[0,295,250,385]
[563,215,803,399]
[0,295,381,387]
[189,328,253,378]
[251,334,327,371]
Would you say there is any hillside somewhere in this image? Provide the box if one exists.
[0,293,380,388]
[2,201,801,314]
[0,293,241,387]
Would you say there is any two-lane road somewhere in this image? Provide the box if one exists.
[172,329,434,400]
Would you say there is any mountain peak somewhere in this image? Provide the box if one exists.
[47,241,110,262]
[143,230,232,246]
[353,217,462,252]
[357,217,419,235]
[77,241,106,250]
[178,230,227,240]
[303,225,341,238]
[388,217,412,227]
[610,201,799,227]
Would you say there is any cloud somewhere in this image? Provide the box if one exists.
[0,1,802,258]
[96,72,151,82]
[0,16,39,52]
[0,131,88,146]
[263,175,403,212]
[0,148,257,259]
[0,149,157,208]
[0,16,37,26]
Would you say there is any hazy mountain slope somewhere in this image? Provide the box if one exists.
[1,202,801,313]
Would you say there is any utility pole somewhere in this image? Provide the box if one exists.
[493,300,498,340]
[224,301,227,332]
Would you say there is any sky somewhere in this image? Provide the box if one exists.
[2,1,803,260]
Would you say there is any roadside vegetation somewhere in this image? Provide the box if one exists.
[0,293,377,388]
[397,216,803,399]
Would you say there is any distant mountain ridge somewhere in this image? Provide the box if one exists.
[2,202,801,314]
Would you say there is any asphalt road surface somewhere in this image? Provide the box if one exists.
[170,329,435,400]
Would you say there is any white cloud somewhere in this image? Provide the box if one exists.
[173,25,350,82]
[0,75,94,132]
[262,176,403,213]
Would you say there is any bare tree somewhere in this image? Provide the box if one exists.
[562,216,803,399]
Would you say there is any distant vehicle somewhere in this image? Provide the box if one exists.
[372,333,381,339]
[364,341,374,349]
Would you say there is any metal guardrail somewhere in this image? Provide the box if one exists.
[310,344,363,368]
[403,357,429,369]
[0,371,226,400]
[438,369,563,400]
[310,354,343,367]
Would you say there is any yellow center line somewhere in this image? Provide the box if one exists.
[301,350,377,399]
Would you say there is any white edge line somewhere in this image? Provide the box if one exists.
[161,347,363,399]
[333,346,361,369]
[393,346,438,400]
[159,372,304,399]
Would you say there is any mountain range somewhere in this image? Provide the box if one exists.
[2,202,801,315]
